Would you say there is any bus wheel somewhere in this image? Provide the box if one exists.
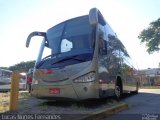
[115,80,122,100]
[115,85,121,100]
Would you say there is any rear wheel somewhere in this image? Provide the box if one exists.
[115,79,123,100]
[115,85,121,99]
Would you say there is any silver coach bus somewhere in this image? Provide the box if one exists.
[26,8,138,100]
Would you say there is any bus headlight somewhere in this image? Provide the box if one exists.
[73,72,96,83]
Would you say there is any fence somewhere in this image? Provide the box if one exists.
[139,74,160,87]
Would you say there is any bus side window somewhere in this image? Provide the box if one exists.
[99,33,107,55]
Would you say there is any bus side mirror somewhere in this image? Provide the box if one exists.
[26,31,46,48]
[89,8,106,27]
[89,8,98,27]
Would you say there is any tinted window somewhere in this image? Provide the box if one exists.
[37,15,94,68]
[46,15,93,57]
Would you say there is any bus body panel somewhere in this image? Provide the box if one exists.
[97,22,138,96]
[32,59,100,100]
[34,61,93,84]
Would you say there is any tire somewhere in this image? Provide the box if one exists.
[115,84,122,100]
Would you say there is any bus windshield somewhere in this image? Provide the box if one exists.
[37,15,94,69]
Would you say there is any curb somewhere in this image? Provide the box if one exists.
[75,103,128,120]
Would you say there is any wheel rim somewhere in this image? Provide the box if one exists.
[115,86,121,98]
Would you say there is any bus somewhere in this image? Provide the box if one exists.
[0,69,27,91]
[26,8,138,100]
[0,69,12,91]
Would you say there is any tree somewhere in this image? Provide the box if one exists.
[0,67,9,70]
[138,18,160,54]
[9,60,35,72]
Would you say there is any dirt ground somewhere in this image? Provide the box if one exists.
[0,91,123,120]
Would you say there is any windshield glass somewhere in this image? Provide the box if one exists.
[37,15,94,69]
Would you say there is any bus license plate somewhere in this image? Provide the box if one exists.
[49,88,60,94]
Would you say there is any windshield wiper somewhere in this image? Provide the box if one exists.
[42,52,61,61]
[52,55,85,65]
[36,53,61,68]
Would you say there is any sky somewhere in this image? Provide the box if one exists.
[0,0,160,69]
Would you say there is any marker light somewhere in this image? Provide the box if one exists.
[35,70,53,75]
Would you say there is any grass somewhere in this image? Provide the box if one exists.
[0,91,30,113]
[140,86,160,89]
[0,92,10,113]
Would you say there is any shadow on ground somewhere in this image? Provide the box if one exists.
[39,93,134,109]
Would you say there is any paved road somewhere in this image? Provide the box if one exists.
[104,89,160,120]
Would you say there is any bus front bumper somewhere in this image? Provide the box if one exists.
[31,84,79,100]
[31,83,99,100]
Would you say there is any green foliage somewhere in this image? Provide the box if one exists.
[0,67,9,70]
[9,60,35,72]
[138,18,160,54]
